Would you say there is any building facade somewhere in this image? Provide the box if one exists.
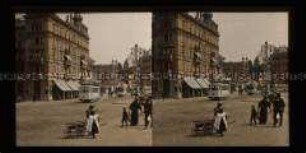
[124,44,152,94]
[93,60,121,93]
[152,12,219,98]
[270,46,288,84]
[15,17,29,102]
[257,41,275,64]
[15,13,90,101]
[139,49,152,93]
[255,42,288,84]
[222,60,248,82]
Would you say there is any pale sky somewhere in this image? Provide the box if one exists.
[59,12,288,64]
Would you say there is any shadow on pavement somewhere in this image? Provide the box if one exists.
[186,133,222,138]
[241,122,279,128]
[61,135,94,140]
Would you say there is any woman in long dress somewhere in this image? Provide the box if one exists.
[213,108,228,136]
[129,97,142,126]
[258,96,270,124]
[85,105,100,138]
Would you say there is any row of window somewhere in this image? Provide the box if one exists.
[178,29,218,47]
[49,55,87,67]
[52,36,88,54]
[179,18,218,42]
[160,30,218,48]
[49,64,87,75]
[179,42,213,61]
[178,62,210,74]
[30,22,43,32]
[27,37,44,46]
[51,22,88,49]
[51,38,87,60]
[81,87,100,93]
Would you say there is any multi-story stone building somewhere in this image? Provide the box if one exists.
[139,49,152,94]
[255,42,288,84]
[93,59,121,93]
[270,46,288,84]
[152,12,219,98]
[15,13,90,101]
[222,59,249,82]
[256,41,276,65]
[124,44,152,94]
[15,16,29,102]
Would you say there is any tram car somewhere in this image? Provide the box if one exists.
[208,83,230,100]
[245,82,257,95]
[79,80,101,103]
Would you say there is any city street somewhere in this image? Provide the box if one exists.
[16,96,152,146]
[153,92,289,146]
[16,91,289,146]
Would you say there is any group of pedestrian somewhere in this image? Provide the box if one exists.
[82,95,153,139]
[250,92,285,127]
[121,95,153,130]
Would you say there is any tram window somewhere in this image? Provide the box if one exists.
[92,88,99,93]
[117,88,124,92]
[221,85,229,90]
[82,87,89,92]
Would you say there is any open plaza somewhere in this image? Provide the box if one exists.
[16,91,288,146]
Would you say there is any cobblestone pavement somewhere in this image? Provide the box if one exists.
[16,96,152,146]
[152,92,289,146]
[16,92,288,146]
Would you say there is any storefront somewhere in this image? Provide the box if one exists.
[53,79,80,101]
[182,77,202,98]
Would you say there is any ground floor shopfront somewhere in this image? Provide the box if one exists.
[152,77,210,99]
[15,79,81,102]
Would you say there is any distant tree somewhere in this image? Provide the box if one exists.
[253,57,261,80]
[247,60,253,75]
[123,59,130,82]
[123,59,129,70]
[117,62,123,74]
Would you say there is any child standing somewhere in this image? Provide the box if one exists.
[121,107,129,127]
[250,105,257,125]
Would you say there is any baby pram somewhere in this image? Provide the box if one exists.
[191,118,215,136]
[191,114,234,136]
[63,121,87,138]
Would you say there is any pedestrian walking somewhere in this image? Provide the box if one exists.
[272,93,285,127]
[258,95,270,125]
[129,96,142,126]
[143,96,153,130]
[250,105,257,125]
[121,107,130,127]
[238,84,243,96]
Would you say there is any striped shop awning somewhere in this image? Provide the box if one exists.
[53,79,72,91]
[183,77,202,89]
[66,81,79,91]
[195,78,210,88]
